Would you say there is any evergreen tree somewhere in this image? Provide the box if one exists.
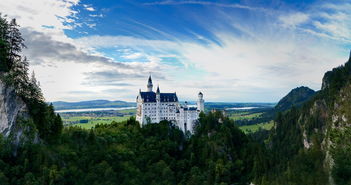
[7,18,25,66]
[0,14,63,143]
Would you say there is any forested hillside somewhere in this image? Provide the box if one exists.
[274,86,315,113]
[0,112,259,185]
[253,52,351,185]
[0,15,62,143]
[235,86,315,127]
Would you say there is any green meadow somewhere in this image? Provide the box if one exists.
[63,116,131,129]
[229,111,263,121]
[239,121,274,133]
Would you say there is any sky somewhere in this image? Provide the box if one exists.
[0,0,350,102]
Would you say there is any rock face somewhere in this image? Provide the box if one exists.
[0,80,28,137]
[264,51,351,185]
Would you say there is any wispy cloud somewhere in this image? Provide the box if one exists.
[0,0,79,36]
[83,4,95,12]
[144,0,268,12]
[89,14,104,18]
[279,12,309,28]
[279,2,351,44]
[1,0,350,102]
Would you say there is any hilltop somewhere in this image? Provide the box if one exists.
[274,86,316,112]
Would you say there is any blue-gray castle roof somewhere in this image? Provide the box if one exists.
[139,92,178,102]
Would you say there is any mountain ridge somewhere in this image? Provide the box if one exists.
[51,99,136,110]
[274,86,316,113]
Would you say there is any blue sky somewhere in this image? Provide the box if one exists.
[0,0,350,102]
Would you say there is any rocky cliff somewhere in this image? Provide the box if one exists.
[290,53,351,185]
[0,80,28,137]
[260,51,351,185]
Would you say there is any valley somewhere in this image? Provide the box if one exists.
[57,102,275,132]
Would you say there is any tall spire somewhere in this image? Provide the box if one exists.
[197,91,205,112]
[147,75,153,92]
[156,85,160,94]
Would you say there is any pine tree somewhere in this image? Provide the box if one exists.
[7,18,25,66]
[0,16,25,72]
[9,56,29,96]
[0,14,10,72]
[29,71,44,102]
[51,114,63,141]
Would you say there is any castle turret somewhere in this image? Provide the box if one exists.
[156,85,160,123]
[147,75,153,92]
[184,101,188,108]
[197,92,204,112]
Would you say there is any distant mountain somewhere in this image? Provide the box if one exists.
[235,87,316,126]
[51,100,136,110]
[274,86,316,113]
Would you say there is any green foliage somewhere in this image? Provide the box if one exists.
[187,111,253,184]
[233,86,315,128]
[275,86,315,113]
[0,14,62,142]
[252,52,351,185]
[239,121,274,133]
[251,105,329,185]
[0,112,255,185]
[0,14,24,73]
[330,127,351,185]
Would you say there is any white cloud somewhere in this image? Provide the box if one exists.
[86,7,95,11]
[279,12,309,28]
[280,3,351,43]
[89,14,103,18]
[0,0,79,41]
[312,10,351,43]
[0,0,169,101]
[178,33,345,101]
[122,53,144,59]
[83,4,95,11]
[0,0,349,102]
[76,35,180,49]
[75,27,347,102]
[86,23,96,28]
[144,0,268,12]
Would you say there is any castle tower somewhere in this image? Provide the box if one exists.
[147,75,153,92]
[156,85,161,123]
[197,92,204,112]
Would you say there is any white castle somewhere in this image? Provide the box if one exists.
[136,76,205,133]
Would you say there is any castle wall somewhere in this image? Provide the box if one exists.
[136,76,204,133]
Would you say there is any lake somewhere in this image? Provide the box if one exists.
[225,107,259,110]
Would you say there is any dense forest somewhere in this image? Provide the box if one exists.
[0,112,258,185]
[252,52,351,185]
[1,14,351,185]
